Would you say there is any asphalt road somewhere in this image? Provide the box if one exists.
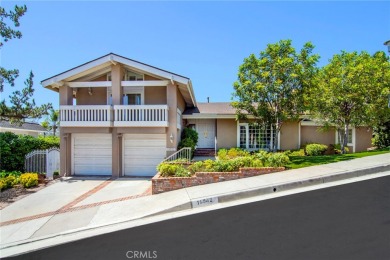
[8,175,390,260]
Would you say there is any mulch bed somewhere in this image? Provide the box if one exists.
[0,180,57,210]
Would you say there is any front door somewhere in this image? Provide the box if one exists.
[196,120,215,148]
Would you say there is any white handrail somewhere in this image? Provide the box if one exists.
[60,105,112,122]
[163,147,192,163]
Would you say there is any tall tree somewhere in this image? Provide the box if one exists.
[0,5,52,124]
[232,39,319,151]
[42,109,59,136]
[309,51,390,153]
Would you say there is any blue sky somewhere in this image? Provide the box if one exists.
[1,1,389,113]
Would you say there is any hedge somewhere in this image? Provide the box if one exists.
[0,132,60,172]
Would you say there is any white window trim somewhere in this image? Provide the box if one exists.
[237,122,276,151]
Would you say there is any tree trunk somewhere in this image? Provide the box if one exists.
[342,124,349,154]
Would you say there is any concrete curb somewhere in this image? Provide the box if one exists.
[153,163,390,215]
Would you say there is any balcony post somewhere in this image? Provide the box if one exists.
[111,64,123,105]
[166,83,177,155]
[59,84,73,176]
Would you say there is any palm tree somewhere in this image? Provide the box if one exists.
[42,109,59,136]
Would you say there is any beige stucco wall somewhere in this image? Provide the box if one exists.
[280,121,300,150]
[216,119,237,149]
[76,87,107,105]
[144,86,166,104]
[355,127,373,152]
[300,126,335,146]
[177,90,186,112]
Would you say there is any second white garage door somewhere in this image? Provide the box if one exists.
[123,134,166,177]
[73,134,112,175]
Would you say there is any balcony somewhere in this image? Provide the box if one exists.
[114,105,168,127]
[60,105,169,127]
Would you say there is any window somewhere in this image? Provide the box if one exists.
[123,94,141,105]
[337,128,353,145]
[125,71,143,81]
[238,123,275,150]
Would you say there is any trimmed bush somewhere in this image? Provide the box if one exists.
[287,149,305,157]
[0,179,5,191]
[157,163,189,177]
[181,128,198,145]
[306,144,328,156]
[217,148,249,160]
[19,173,38,188]
[267,153,290,167]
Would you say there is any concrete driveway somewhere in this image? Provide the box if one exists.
[0,177,151,244]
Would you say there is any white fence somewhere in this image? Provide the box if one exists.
[25,148,60,178]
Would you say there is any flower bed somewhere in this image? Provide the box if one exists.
[152,167,284,194]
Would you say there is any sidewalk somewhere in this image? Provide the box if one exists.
[1,153,389,257]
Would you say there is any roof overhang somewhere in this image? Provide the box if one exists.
[41,53,197,107]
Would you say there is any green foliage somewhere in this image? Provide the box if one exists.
[181,128,198,145]
[306,144,328,156]
[287,149,305,157]
[19,173,38,188]
[217,148,249,160]
[232,39,319,151]
[178,138,196,157]
[42,109,59,136]
[267,153,290,167]
[308,50,390,154]
[255,150,270,166]
[188,161,204,174]
[334,144,349,154]
[0,132,59,172]
[0,5,52,123]
[178,128,199,157]
[372,121,390,148]
[156,163,190,177]
[0,170,22,178]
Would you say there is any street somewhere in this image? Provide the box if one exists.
[8,174,390,260]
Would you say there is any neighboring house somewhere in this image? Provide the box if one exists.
[42,53,373,177]
[0,121,47,137]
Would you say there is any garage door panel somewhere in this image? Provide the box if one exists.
[123,134,166,177]
[73,134,112,176]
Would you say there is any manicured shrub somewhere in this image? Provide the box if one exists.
[287,149,305,157]
[181,128,198,145]
[305,144,328,156]
[19,173,38,188]
[4,175,18,188]
[157,163,189,177]
[0,170,22,178]
[227,148,249,158]
[267,153,290,167]
[0,179,5,191]
[217,149,228,160]
[255,150,270,165]
[188,161,204,174]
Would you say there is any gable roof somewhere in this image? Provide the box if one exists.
[41,53,197,107]
[183,102,236,118]
[0,121,46,132]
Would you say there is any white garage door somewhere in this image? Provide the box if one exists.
[73,134,112,175]
[123,134,166,177]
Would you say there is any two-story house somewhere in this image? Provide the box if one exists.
[42,53,195,177]
[42,53,373,177]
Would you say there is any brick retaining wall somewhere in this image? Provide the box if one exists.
[152,167,285,194]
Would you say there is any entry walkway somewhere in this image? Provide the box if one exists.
[1,153,389,257]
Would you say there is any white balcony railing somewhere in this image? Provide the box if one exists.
[113,105,169,127]
[60,105,169,127]
[60,105,113,127]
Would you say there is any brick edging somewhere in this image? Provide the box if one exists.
[152,167,285,194]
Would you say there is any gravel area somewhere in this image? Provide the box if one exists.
[0,180,57,210]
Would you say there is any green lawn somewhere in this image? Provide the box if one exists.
[287,149,390,169]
